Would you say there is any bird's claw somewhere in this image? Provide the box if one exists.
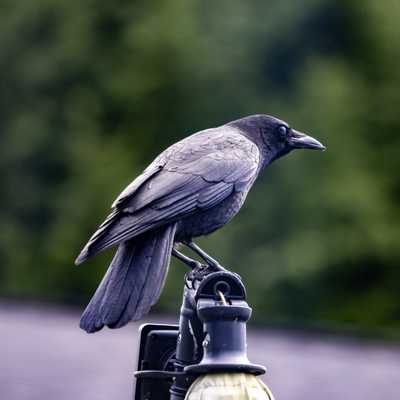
[185,263,213,288]
[184,263,243,289]
[208,263,226,272]
[208,264,243,281]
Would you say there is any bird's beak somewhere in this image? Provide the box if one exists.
[289,129,326,151]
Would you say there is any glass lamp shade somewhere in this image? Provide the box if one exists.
[185,373,275,400]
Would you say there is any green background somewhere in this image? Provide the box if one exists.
[1,0,399,337]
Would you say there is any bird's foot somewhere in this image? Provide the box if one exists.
[188,260,203,270]
[207,262,227,272]
[185,263,214,288]
[184,259,242,288]
[208,263,242,281]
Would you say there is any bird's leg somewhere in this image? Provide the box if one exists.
[172,247,202,270]
[184,241,226,271]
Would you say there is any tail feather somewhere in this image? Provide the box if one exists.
[80,223,177,333]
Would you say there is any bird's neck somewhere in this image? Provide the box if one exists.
[235,127,276,170]
[227,122,280,171]
[258,139,277,169]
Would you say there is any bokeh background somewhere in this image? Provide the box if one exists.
[2,0,399,336]
[1,1,400,399]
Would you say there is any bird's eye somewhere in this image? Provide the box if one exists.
[278,125,288,139]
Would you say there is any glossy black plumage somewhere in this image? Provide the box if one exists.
[76,114,325,332]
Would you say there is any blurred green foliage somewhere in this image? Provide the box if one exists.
[1,0,399,336]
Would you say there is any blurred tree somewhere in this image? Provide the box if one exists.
[0,0,399,336]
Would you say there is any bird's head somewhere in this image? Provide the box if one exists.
[230,114,326,163]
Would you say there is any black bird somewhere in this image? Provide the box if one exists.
[76,114,325,333]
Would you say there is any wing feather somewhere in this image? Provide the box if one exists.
[76,129,260,263]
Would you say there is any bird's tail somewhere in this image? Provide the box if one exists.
[80,223,177,333]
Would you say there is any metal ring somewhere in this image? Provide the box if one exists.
[213,280,231,297]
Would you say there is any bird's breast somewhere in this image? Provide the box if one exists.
[175,191,247,240]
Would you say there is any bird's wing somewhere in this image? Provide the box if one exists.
[112,163,164,209]
[76,130,260,263]
[76,163,163,254]
[118,129,260,213]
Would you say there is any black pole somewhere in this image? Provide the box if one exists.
[133,267,266,400]
[169,284,200,400]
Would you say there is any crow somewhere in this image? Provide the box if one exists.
[75,114,325,333]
